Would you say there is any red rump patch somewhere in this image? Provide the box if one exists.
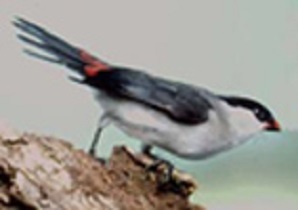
[80,50,110,77]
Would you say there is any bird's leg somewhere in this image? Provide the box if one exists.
[141,144,168,161]
[141,144,154,157]
[88,114,110,157]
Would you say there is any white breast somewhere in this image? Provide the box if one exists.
[96,92,244,159]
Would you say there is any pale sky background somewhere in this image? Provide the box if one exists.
[0,1,298,209]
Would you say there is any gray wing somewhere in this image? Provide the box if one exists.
[85,68,213,125]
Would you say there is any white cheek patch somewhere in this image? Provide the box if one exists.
[228,107,264,135]
[234,108,255,126]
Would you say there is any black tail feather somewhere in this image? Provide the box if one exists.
[17,34,56,57]
[14,17,110,77]
[14,17,81,61]
[24,49,62,64]
[17,33,84,72]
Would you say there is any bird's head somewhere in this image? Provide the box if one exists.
[220,96,281,132]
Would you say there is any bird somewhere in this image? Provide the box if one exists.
[13,17,281,162]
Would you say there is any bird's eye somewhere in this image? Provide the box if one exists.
[254,108,266,121]
[253,108,260,116]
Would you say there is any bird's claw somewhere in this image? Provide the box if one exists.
[146,159,175,185]
[88,148,106,164]
[146,159,192,195]
[88,148,97,157]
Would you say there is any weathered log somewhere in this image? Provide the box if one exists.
[0,123,204,210]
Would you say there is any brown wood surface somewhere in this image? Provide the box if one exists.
[0,123,204,210]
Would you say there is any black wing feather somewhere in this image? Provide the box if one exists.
[85,68,213,125]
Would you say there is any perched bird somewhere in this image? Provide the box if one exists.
[14,18,280,161]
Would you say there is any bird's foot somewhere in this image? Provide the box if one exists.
[146,159,174,180]
[146,158,193,195]
[141,144,157,159]
[88,148,106,164]
[146,159,178,190]
[88,147,97,157]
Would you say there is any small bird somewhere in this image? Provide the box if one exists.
[14,18,280,161]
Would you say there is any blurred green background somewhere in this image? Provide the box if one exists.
[1,1,298,209]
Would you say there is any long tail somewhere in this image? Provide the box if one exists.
[13,17,110,78]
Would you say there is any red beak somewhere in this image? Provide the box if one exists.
[265,120,281,131]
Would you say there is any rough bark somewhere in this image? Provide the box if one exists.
[0,123,204,210]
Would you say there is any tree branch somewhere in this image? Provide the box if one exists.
[0,123,204,210]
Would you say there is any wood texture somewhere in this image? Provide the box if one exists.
[0,124,204,210]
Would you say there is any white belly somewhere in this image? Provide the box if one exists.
[97,93,240,159]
